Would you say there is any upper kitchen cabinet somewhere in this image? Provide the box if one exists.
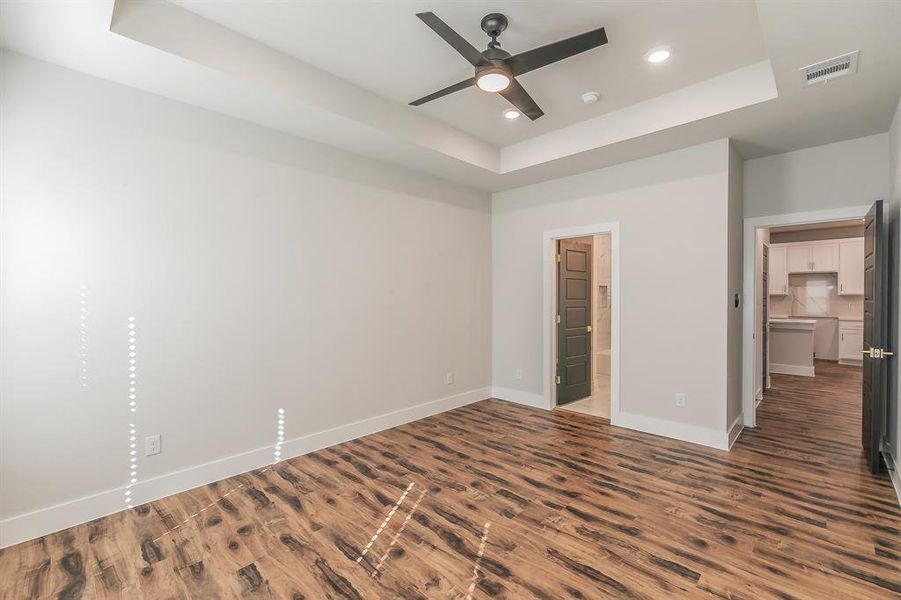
[810,244,838,272]
[838,239,865,295]
[769,237,864,297]
[786,242,838,273]
[788,245,812,273]
[769,246,788,295]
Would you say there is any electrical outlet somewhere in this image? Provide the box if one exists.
[515,367,523,380]
[675,393,687,408]
[445,372,454,385]
[145,434,161,456]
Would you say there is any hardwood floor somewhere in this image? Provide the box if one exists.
[1,361,899,599]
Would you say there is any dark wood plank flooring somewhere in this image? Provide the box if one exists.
[1,361,899,598]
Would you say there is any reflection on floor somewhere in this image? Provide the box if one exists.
[557,374,610,419]
[1,362,898,598]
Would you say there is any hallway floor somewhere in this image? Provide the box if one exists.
[1,362,898,598]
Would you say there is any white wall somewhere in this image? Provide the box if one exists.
[727,142,744,432]
[889,99,901,466]
[0,52,491,546]
[744,133,889,218]
[491,139,733,448]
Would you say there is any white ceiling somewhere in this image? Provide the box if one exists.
[170,0,769,146]
[1,0,900,191]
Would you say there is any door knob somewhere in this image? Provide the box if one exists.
[862,348,894,359]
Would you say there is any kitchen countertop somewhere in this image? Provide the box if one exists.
[770,314,863,321]
[769,318,816,330]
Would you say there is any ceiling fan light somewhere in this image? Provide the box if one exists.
[476,70,511,92]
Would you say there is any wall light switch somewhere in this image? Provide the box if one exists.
[145,434,161,456]
[515,367,523,380]
[675,393,687,408]
[445,372,454,385]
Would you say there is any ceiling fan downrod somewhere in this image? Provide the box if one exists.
[481,13,507,49]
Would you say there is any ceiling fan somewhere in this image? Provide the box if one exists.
[410,12,608,121]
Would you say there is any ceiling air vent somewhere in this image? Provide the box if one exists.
[801,51,858,85]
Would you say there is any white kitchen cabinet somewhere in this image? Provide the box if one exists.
[785,243,838,273]
[839,320,864,365]
[838,239,864,295]
[768,246,788,295]
[787,245,811,273]
[810,244,837,272]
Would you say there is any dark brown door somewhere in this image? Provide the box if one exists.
[862,200,889,474]
[557,238,592,405]
[762,244,769,391]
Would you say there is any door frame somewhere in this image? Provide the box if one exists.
[543,222,620,422]
[741,205,871,428]
[761,242,769,395]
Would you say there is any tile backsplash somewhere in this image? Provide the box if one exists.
[770,273,863,318]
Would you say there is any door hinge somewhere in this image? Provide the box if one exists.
[555,314,561,324]
[556,253,561,263]
[555,375,561,385]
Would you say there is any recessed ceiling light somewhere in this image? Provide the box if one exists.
[581,91,600,105]
[645,47,672,64]
[503,109,521,120]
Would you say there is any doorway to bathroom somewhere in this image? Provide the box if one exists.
[553,232,613,419]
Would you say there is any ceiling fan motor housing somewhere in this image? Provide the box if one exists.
[476,46,513,82]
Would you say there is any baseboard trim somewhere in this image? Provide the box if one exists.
[614,411,730,451]
[838,359,863,366]
[0,387,490,549]
[727,413,745,449]
[490,386,548,410]
[883,450,901,509]
[769,363,815,377]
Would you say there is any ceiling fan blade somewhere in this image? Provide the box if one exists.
[409,77,476,106]
[499,79,544,120]
[416,12,486,67]
[506,27,608,77]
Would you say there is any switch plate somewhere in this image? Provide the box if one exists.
[145,434,161,456]
[675,393,686,408]
[445,372,454,385]
[515,367,523,380]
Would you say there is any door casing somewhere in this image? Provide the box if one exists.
[542,222,620,420]
[741,205,872,428]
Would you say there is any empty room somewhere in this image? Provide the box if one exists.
[2,1,901,598]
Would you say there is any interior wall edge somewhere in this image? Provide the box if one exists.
[728,412,745,449]
[0,386,490,549]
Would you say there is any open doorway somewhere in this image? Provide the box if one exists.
[552,233,613,419]
[743,202,891,474]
